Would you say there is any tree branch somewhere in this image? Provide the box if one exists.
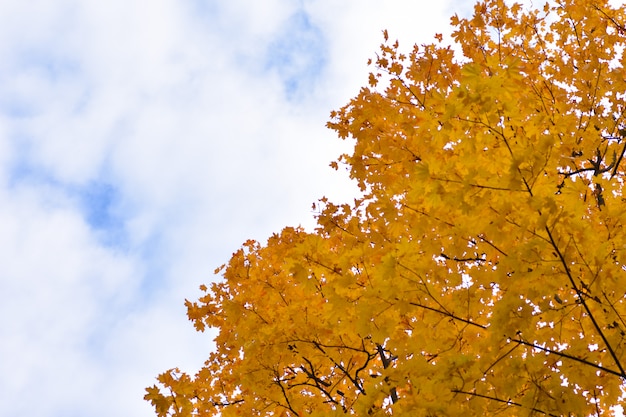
[274,373,300,417]
[376,344,398,404]
[452,389,559,416]
[544,226,626,379]
[408,300,487,330]
[610,139,626,179]
[511,337,624,378]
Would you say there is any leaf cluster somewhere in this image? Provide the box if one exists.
[146,0,626,415]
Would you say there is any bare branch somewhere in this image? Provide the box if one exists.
[544,226,626,378]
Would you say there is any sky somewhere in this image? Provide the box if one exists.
[0,1,465,416]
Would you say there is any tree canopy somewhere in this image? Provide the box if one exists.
[146,0,626,415]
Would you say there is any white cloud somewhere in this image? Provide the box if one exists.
[0,0,459,416]
[0,184,140,412]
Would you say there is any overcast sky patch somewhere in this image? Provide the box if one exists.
[265,9,327,99]
[0,1,462,416]
[77,180,127,242]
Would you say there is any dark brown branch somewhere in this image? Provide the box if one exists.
[282,339,377,410]
[401,203,455,227]
[287,338,374,354]
[602,291,626,329]
[482,343,521,375]
[408,300,487,330]
[397,261,461,317]
[353,349,377,392]
[304,255,343,276]
[558,166,597,178]
[593,390,601,416]
[376,344,398,404]
[395,74,426,108]
[274,373,300,417]
[300,357,331,387]
[610,139,626,179]
[440,252,486,263]
[560,147,615,179]
[478,232,509,257]
[288,361,340,409]
[430,175,528,192]
[511,338,624,378]
[211,398,244,407]
[593,4,626,35]
[456,115,535,195]
[452,389,559,416]
[544,225,626,379]
[169,387,181,415]
[311,341,369,395]
[327,356,367,395]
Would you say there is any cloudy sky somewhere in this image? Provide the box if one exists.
[0,1,467,415]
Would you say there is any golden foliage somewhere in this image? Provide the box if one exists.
[146,0,626,415]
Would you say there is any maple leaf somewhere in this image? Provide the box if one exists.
[146,0,626,415]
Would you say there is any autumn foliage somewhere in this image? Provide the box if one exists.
[146,0,626,415]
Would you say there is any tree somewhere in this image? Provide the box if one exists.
[146,0,626,415]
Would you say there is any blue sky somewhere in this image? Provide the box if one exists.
[0,1,460,415]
